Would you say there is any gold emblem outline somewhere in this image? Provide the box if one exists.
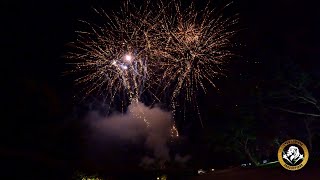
[277,139,309,171]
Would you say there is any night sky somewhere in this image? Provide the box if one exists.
[2,0,320,179]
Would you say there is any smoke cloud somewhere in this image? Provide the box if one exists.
[85,101,177,168]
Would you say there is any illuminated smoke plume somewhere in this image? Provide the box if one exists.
[87,102,177,168]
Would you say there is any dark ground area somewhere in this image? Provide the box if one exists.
[1,155,318,180]
[190,165,318,180]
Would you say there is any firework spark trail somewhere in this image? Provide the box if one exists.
[67,0,238,129]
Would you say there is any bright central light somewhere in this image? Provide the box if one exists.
[124,54,132,62]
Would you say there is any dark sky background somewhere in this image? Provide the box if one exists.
[2,0,320,178]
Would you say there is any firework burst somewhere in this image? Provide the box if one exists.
[66,0,160,106]
[66,0,171,130]
[149,1,239,121]
[66,0,238,128]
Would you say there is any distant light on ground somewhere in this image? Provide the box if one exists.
[198,169,206,175]
[75,171,103,180]
[156,175,167,180]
